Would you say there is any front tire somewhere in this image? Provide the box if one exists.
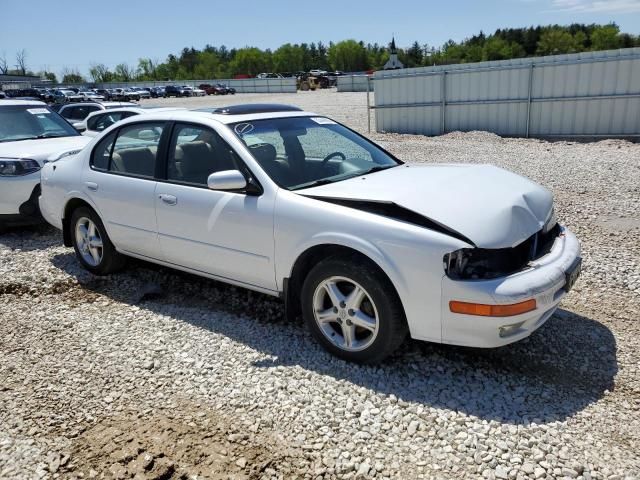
[301,256,407,363]
[70,207,125,275]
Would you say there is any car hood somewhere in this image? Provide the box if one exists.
[299,164,554,249]
[0,136,91,165]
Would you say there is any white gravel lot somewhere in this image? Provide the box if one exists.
[1,90,639,480]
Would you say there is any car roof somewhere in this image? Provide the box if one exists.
[132,107,317,125]
[0,99,47,107]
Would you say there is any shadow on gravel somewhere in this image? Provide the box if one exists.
[52,252,618,425]
[0,223,61,251]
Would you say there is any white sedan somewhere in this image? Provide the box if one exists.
[77,106,186,137]
[0,100,90,228]
[39,104,581,362]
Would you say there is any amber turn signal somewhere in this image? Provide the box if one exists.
[449,299,537,317]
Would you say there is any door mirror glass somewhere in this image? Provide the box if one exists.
[207,170,247,191]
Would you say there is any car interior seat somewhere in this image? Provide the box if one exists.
[249,143,295,186]
[111,147,155,176]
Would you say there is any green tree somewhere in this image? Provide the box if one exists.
[328,40,369,71]
[591,24,622,50]
[113,63,135,81]
[536,28,581,55]
[61,67,85,84]
[273,43,305,72]
[229,47,271,76]
[89,63,112,83]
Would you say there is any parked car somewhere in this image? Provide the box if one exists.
[163,85,185,97]
[78,106,185,137]
[309,69,328,76]
[149,86,165,98]
[57,102,138,127]
[36,88,55,102]
[199,83,226,95]
[130,87,151,99]
[94,89,113,101]
[39,104,581,362]
[112,88,140,102]
[5,88,42,100]
[53,89,83,104]
[79,91,105,102]
[0,100,91,228]
[191,86,206,97]
[217,83,236,95]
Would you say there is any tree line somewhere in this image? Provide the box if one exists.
[2,23,638,84]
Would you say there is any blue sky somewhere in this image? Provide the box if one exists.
[2,0,639,76]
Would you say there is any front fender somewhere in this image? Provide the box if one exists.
[285,231,409,294]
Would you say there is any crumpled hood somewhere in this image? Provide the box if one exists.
[0,136,90,164]
[299,164,554,249]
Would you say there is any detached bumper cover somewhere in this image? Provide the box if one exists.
[441,227,581,348]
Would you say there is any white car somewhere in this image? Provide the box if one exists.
[181,86,204,97]
[39,104,581,362]
[79,91,104,102]
[55,102,139,131]
[191,87,206,97]
[77,107,186,137]
[0,100,90,228]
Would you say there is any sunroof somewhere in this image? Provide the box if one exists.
[193,104,303,115]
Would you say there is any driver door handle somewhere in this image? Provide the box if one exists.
[84,182,98,191]
[158,194,177,206]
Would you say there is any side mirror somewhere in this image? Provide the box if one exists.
[207,170,247,191]
[73,122,86,132]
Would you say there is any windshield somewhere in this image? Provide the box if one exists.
[231,116,400,190]
[0,105,79,142]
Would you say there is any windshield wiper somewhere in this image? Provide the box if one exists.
[290,165,397,191]
[36,133,70,139]
[359,164,397,175]
[290,178,337,191]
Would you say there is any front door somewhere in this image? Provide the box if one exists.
[154,123,277,291]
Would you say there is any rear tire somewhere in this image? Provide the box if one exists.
[70,207,125,275]
[301,255,407,363]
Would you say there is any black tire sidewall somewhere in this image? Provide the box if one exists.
[301,256,407,363]
[70,207,121,275]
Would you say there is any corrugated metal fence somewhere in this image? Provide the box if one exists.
[373,48,640,139]
[337,75,371,92]
[68,78,297,94]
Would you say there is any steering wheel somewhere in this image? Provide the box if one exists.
[321,151,346,167]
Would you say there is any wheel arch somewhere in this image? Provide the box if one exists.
[61,197,99,247]
[283,242,407,323]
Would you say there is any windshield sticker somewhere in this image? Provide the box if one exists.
[27,108,50,115]
[310,117,336,125]
[234,123,254,135]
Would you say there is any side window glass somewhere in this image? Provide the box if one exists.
[91,131,117,170]
[167,123,237,185]
[90,113,123,132]
[109,122,165,177]
[60,107,75,119]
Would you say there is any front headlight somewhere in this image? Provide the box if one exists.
[0,158,41,176]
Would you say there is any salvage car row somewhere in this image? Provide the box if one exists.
[0,83,237,104]
[0,98,581,363]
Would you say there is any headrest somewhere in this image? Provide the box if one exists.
[249,143,277,164]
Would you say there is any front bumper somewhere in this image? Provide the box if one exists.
[441,227,581,348]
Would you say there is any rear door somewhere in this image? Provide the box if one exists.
[82,121,168,258]
[154,122,277,291]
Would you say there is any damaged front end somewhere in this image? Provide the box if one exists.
[444,215,561,281]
